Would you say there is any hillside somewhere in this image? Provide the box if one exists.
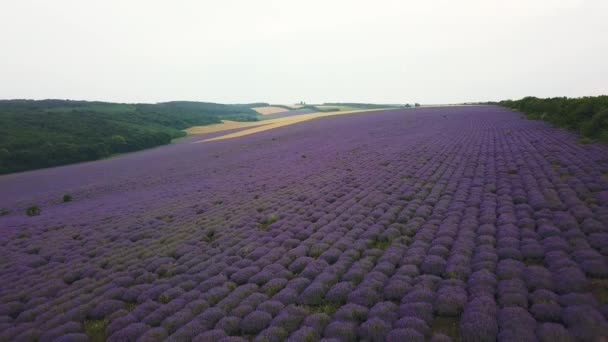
[1,106,607,341]
[0,100,258,174]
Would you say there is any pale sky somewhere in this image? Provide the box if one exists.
[1,0,607,104]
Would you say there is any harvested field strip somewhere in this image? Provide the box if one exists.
[184,120,270,135]
[252,106,292,115]
[193,108,388,142]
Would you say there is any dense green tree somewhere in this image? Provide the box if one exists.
[0,100,259,174]
[500,96,608,142]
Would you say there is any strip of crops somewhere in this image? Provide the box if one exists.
[0,106,607,341]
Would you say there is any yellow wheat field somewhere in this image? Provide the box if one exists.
[187,109,388,143]
[252,106,291,115]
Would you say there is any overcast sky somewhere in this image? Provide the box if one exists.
[1,0,607,104]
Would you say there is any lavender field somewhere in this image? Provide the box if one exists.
[2,106,608,341]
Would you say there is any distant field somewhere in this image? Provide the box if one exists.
[188,108,387,142]
[252,106,291,115]
[316,105,361,112]
[185,120,270,135]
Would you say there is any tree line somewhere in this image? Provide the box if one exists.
[500,96,608,142]
[0,100,259,174]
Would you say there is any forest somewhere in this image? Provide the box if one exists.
[500,96,608,142]
[0,100,258,174]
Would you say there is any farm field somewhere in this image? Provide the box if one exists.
[1,106,608,341]
[252,107,291,116]
[185,108,385,142]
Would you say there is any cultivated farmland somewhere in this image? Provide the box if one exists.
[1,106,607,341]
[252,107,291,116]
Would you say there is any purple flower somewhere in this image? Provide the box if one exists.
[262,278,288,296]
[299,283,330,306]
[107,322,150,342]
[420,255,447,276]
[429,333,453,342]
[530,303,562,322]
[54,333,89,342]
[368,301,398,322]
[385,328,425,342]
[402,288,435,304]
[199,307,227,326]
[240,310,272,334]
[192,329,226,342]
[161,309,194,334]
[89,300,125,320]
[335,303,369,322]
[323,321,358,341]
[325,281,355,304]
[136,327,168,342]
[358,317,391,341]
[460,296,498,342]
[347,286,382,307]
[497,307,536,341]
[552,267,588,293]
[562,305,608,341]
[434,286,466,316]
[302,313,331,333]
[398,303,433,324]
[536,323,574,342]
[288,326,320,342]
[383,277,412,301]
[230,266,261,285]
[559,293,599,308]
[257,300,284,316]
[393,317,430,336]
[270,305,308,333]
[253,326,289,342]
[215,316,241,335]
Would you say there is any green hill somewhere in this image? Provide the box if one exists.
[0,100,258,174]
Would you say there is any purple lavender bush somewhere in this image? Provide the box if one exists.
[1,106,607,340]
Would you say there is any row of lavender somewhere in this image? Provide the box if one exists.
[1,106,607,341]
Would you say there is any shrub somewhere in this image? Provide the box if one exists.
[271,306,308,332]
[385,328,424,342]
[323,321,358,341]
[358,317,391,341]
[254,327,289,342]
[26,205,41,216]
[335,303,368,322]
[240,310,272,334]
[107,322,150,341]
[54,333,89,342]
[215,316,240,335]
[393,317,430,335]
[193,329,226,342]
[288,327,320,342]
[89,300,126,320]
[302,313,331,332]
[562,305,608,340]
[62,194,73,202]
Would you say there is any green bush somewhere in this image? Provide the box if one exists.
[26,206,41,216]
[580,109,608,139]
[501,96,608,142]
[63,194,73,202]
